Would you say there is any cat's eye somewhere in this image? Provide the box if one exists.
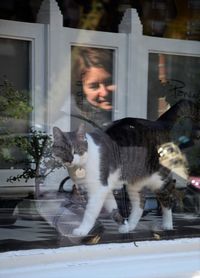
[74,148,85,155]
[74,150,82,155]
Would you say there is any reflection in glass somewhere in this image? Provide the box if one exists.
[0,38,30,169]
[148,53,200,120]
[148,52,200,180]
[71,46,115,130]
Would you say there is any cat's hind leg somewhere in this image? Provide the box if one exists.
[156,179,175,230]
[161,206,173,230]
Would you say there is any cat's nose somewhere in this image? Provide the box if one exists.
[64,156,73,166]
[69,155,74,163]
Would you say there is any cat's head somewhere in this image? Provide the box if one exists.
[52,123,88,168]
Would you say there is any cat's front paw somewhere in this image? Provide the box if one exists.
[118,221,129,233]
[72,226,89,237]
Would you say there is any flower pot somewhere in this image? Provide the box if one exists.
[0,198,22,225]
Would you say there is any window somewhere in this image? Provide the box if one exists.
[148,53,200,120]
[0,1,199,255]
[0,38,30,169]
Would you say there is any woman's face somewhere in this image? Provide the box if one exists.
[82,67,116,111]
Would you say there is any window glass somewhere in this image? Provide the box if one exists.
[148,53,200,120]
[0,3,199,253]
[0,38,30,169]
[71,46,115,130]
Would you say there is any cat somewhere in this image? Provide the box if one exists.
[52,100,198,237]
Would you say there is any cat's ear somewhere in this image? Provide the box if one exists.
[76,123,86,141]
[53,127,63,140]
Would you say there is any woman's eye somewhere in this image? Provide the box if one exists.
[89,82,99,90]
[104,77,113,86]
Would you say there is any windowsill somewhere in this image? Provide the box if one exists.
[0,238,199,278]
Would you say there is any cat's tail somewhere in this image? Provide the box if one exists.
[157,99,200,128]
[157,99,200,146]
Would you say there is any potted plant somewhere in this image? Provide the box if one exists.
[0,79,63,221]
[7,129,62,196]
[6,128,64,219]
[0,79,32,224]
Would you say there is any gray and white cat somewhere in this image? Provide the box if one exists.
[52,113,189,237]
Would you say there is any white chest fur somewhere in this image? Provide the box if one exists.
[68,134,101,189]
[84,134,101,186]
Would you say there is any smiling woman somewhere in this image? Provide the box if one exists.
[71,46,115,129]
[82,67,115,111]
